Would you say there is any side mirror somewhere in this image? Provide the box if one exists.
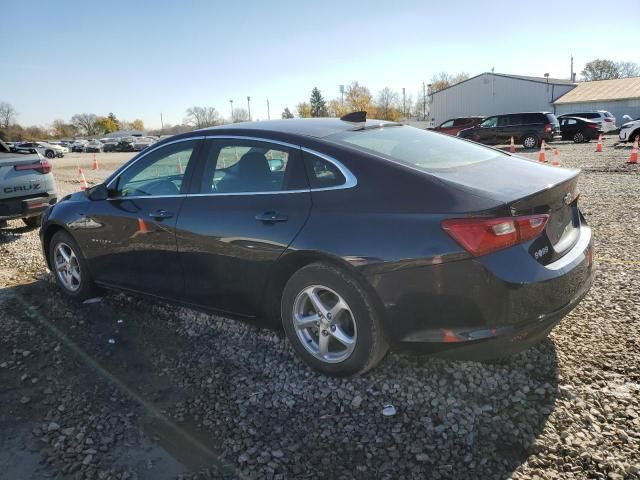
[88,183,109,201]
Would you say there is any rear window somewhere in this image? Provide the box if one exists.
[546,113,559,124]
[326,125,501,170]
[603,111,613,118]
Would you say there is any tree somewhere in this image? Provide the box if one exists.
[131,119,145,131]
[617,61,640,78]
[52,119,77,138]
[581,59,620,81]
[327,99,348,118]
[309,87,328,117]
[281,107,294,119]
[184,106,221,128]
[430,72,470,92]
[232,108,249,123]
[345,82,374,114]
[0,102,17,129]
[107,112,120,130]
[71,113,99,136]
[296,102,312,118]
[94,116,119,134]
[375,87,401,121]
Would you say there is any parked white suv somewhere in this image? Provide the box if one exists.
[619,118,640,143]
[558,111,617,133]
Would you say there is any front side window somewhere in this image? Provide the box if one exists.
[480,117,497,128]
[200,140,301,194]
[327,125,501,170]
[113,140,197,197]
[439,120,454,128]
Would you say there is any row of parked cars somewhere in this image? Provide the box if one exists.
[430,110,632,148]
[3,136,159,157]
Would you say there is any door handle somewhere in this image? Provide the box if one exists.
[255,211,288,223]
[149,209,173,220]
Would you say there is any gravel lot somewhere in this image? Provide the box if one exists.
[1,140,639,480]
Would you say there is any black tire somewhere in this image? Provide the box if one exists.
[522,134,539,149]
[45,150,55,159]
[573,131,585,143]
[22,216,41,228]
[281,262,388,376]
[48,230,98,301]
[632,131,640,144]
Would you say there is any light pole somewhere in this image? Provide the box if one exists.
[267,99,270,120]
[229,100,234,122]
[402,87,406,119]
[339,85,344,106]
[247,96,251,121]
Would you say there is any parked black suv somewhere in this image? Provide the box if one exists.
[458,112,561,149]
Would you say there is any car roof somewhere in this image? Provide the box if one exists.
[198,118,398,139]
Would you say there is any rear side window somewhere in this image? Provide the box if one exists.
[521,114,541,124]
[452,118,470,127]
[327,125,501,170]
[304,152,346,189]
[603,111,613,118]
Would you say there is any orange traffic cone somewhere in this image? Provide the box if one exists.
[538,140,546,162]
[78,168,89,190]
[137,218,148,234]
[92,154,99,171]
[596,134,603,152]
[552,148,560,166]
[629,138,639,164]
[509,136,516,153]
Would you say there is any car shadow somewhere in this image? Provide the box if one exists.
[2,279,559,479]
[0,224,37,244]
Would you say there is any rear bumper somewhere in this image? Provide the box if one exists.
[365,222,594,360]
[0,194,57,220]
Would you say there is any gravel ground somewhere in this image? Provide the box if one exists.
[1,143,639,480]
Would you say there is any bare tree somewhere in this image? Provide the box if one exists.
[71,113,99,136]
[232,107,249,123]
[184,106,221,128]
[430,72,470,92]
[375,87,401,121]
[0,102,17,128]
[616,61,640,78]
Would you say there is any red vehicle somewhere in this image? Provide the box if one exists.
[433,117,485,136]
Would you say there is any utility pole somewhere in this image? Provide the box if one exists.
[229,100,234,122]
[402,87,406,119]
[422,82,426,121]
[570,54,575,82]
[247,96,251,121]
[267,99,270,120]
[339,85,344,106]
[160,112,164,134]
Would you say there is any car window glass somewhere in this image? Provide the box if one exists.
[440,120,454,128]
[114,140,197,197]
[305,152,346,189]
[480,117,497,128]
[201,141,294,194]
[498,117,511,127]
[452,118,470,127]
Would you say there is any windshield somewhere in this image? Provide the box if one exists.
[327,125,501,170]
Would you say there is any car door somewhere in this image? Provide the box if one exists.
[476,116,498,144]
[176,137,312,317]
[78,138,202,298]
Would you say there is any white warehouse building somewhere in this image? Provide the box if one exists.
[428,72,576,127]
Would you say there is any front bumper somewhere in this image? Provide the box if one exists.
[366,222,594,360]
[0,194,57,220]
[619,128,634,141]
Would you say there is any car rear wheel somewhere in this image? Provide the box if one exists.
[49,230,97,300]
[573,131,585,143]
[522,134,538,149]
[632,131,640,143]
[45,150,55,158]
[281,262,388,376]
[22,216,41,228]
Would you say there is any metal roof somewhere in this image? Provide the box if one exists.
[431,72,576,94]
[554,77,640,104]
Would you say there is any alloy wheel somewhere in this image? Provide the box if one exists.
[54,242,81,292]
[574,131,585,143]
[292,285,357,363]
[523,136,536,149]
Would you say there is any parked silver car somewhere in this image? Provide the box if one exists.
[0,140,57,227]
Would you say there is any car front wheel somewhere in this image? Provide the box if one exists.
[281,262,388,376]
[522,134,539,149]
[49,230,97,300]
[45,150,55,158]
[573,131,585,143]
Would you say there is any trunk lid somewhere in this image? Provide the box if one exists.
[431,156,581,263]
[0,152,49,200]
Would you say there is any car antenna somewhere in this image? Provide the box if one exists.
[340,111,367,123]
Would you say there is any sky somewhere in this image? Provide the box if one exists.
[2,0,638,129]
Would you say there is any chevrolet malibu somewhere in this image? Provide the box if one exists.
[39,114,595,376]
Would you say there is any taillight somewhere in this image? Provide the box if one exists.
[586,123,597,128]
[14,159,52,174]
[604,118,613,122]
[442,214,549,257]
[544,123,553,133]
